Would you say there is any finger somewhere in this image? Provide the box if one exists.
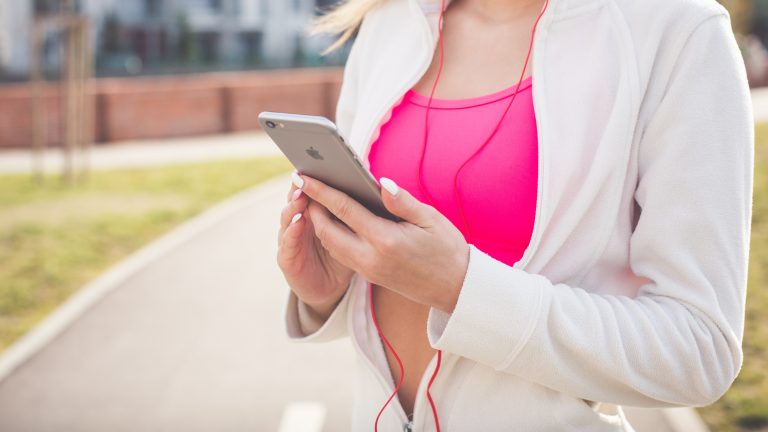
[279,193,309,237]
[296,173,392,239]
[306,199,367,268]
[286,171,301,202]
[280,210,306,249]
[280,197,308,232]
[379,177,435,228]
[278,206,310,260]
[286,183,298,203]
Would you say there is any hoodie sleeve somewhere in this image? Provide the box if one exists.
[425,11,753,408]
[283,280,354,342]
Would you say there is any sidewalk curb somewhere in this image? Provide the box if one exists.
[0,131,281,174]
[0,172,292,384]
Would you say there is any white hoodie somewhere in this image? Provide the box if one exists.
[282,0,755,430]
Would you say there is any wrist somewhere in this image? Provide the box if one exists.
[303,293,344,321]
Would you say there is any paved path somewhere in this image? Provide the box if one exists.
[0,169,704,432]
[0,174,355,432]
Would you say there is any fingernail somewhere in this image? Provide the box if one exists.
[291,171,304,189]
[290,213,302,225]
[292,189,302,201]
[380,177,399,196]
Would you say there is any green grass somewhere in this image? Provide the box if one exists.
[0,157,292,352]
[698,122,768,432]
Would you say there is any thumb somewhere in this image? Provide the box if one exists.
[379,177,434,227]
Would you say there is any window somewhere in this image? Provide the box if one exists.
[314,0,338,15]
[145,0,161,17]
[209,0,224,11]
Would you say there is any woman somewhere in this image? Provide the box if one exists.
[277,0,754,430]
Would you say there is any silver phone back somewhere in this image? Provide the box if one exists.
[258,111,399,221]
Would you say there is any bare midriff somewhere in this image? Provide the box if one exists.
[371,283,436,417]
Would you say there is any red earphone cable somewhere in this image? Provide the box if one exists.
[372,1,550,430]
[419,0,550,243]
[416,0,447,212]
[425,349,443,431]
[414,2,447,430]
[370,279,443,432]
[370,281,406,432]
[451,0,550,242]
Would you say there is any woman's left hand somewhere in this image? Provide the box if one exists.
[293,172,470,313]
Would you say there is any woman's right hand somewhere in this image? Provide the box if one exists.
[277,171,355,320]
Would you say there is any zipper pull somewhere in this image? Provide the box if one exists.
[403,420,414,432]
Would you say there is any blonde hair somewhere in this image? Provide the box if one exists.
[306,0,387,55]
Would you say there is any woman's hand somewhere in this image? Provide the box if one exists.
[296,173,470,313]
[277,171,356,320]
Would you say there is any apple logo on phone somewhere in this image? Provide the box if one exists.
[306,146,324,160]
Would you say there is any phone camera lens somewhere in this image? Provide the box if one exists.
[266,120,276,129]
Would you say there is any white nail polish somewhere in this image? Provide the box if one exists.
[291,171,304,189]
[380,177,399,196]
[290,213,302,224]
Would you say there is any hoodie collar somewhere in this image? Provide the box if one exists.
[412,0,604,20]
[416,0,452,15]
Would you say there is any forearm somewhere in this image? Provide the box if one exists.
[299,290,347,331]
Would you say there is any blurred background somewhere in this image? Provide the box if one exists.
[0,1,765,432]
[0,0,348,82]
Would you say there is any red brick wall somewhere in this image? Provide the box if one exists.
[224,69,339,132]
[0,67,343,149]
[0,85,100,149]
[97,77,225,142]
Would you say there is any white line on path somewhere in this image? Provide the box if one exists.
[278,402,327,432]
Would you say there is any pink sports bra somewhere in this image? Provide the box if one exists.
[368,75,538,267]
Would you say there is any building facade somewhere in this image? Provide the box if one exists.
[0,0,345,79]
[0,2,33,75]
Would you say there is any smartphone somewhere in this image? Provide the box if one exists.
[258,111,401,222]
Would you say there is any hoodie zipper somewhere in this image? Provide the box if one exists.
[350,281,411,427]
